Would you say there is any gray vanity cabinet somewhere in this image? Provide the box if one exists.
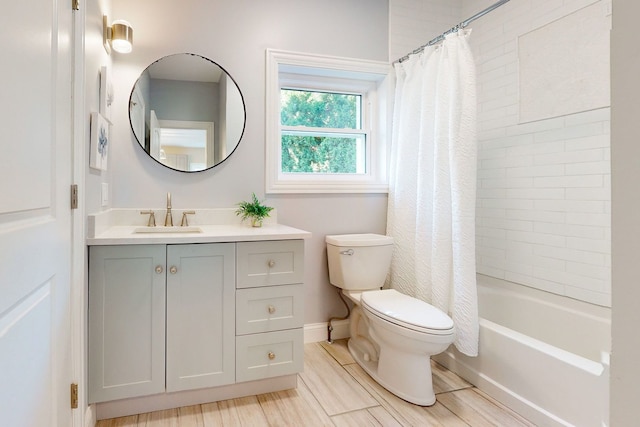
[88,237,305,409]
[88,243,235,403]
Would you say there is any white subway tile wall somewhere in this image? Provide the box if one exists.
[390,0,611,307]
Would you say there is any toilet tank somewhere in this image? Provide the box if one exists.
[326,234,394,291]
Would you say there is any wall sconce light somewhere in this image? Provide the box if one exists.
[103,15,133,54]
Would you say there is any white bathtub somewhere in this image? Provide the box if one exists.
[434,275,611,427]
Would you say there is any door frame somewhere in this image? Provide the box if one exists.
[71,3,87,427]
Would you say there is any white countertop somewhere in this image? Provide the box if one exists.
[87,209,311,245]
[87,224,311,245]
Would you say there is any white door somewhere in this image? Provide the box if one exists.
[150,109,160,159]
[0,0,73,426]
[130,86,146,149]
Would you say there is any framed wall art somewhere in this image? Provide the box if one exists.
[99,65,114,120]
[90,112,110,171]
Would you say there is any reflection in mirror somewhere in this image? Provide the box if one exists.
[129,53,246,172]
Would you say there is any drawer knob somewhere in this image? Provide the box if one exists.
[268,260,276,268]
[267,305,276,314]
[169,266,178,274]
[155,265,164,274]
[268,352,276,360]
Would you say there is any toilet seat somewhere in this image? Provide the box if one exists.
[361,289,454,336]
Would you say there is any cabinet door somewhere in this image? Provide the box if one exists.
[166,243,235,392]
[88,245,166,403]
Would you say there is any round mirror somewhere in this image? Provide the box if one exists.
[129,53,246,172]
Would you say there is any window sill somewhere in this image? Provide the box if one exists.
[266,181,389,194]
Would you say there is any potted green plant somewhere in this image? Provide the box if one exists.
[235,193,274,227]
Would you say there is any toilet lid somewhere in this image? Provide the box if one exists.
[361,289,454,335]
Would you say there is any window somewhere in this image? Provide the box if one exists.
[266,49,391,193]
[281,89,365,174]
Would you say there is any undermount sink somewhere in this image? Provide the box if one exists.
[133,226,203,234]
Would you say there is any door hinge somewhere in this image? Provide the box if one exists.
[71,184,78,210]
[72,0,79,11]
[70,383,78,409]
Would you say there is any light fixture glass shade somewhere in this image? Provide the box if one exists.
[111,20,133,53]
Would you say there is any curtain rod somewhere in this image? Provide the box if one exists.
[394,0,511,64]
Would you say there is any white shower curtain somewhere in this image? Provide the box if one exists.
[387,30,479,356]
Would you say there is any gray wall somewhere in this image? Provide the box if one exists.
[150,78,219,123]
[611,0,640,422]
[108,0,389,326]
[85,0,113,216]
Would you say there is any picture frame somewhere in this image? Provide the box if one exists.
[90,112,110,171]
[99,65,114,120]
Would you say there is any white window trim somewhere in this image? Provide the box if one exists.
[265,49,392,194]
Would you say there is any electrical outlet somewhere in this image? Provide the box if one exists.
[101,183,109,207]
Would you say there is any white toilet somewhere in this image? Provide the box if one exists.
[326,233,455,406]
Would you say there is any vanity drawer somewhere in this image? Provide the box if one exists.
[236,329,303,383]
[236,240,304,288]
[236,284,304,335]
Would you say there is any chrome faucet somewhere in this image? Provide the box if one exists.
[165,192,173,226]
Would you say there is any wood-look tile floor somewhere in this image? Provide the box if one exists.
[97,339,535,427]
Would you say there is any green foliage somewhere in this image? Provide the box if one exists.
[280,90,360,173]
[235,193,274,222]
[281,90,358,128]
[281,135,358,173]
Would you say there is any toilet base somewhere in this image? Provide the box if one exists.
[347,338,437,406]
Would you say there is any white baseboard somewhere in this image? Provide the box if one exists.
[304,319,350,343]
[84,405,96,427]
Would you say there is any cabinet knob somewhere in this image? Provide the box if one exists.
[268,260,276,268]
[268,352,276,360]
[155,265,164,274]
[267,305,276,314]
[169,266,178,274]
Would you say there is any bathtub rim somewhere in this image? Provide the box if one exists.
[435,274,611,427]
[477,274,611,361]
[434,316,610,427]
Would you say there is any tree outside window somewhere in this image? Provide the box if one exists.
[280,89,365,174]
